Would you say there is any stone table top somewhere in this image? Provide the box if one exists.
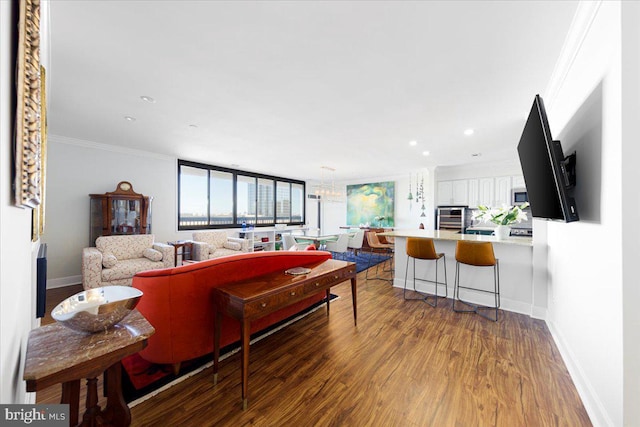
[23,309,155,391]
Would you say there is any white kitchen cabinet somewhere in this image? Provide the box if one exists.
[437,181,453,206]
[468,179,479,208]
[452,180,468,205]
[478,178,494,207]
[512,175,526,189]
[437,180,468,206]
[494,176,512,207]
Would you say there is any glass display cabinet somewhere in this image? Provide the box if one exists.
[89,181,152,245]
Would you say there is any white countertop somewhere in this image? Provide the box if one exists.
[379,229,532,247]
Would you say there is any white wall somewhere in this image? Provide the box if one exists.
[620,2,640,424]
[542,2,634,425]
[318,169,436,235]
[0,0,43,404]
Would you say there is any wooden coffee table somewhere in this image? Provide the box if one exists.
[212,259,357,409]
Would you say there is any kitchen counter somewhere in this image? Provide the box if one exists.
[379,229,532,246]
[379,229,536,316]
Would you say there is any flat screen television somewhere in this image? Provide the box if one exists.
[517,95,579,222]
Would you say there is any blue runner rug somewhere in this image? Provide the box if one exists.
[339,252,391,273]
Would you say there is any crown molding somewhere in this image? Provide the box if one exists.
[544,1,603,109]
[48,134,174,161]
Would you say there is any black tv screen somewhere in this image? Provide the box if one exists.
[517,95,579,222]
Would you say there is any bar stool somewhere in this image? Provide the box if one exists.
[404,237,447,307]
[452,240,500,321]
[365,231,394,282]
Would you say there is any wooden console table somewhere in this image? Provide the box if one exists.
[23,310,155,426]
[213,259,357,409]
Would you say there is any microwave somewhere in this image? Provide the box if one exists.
[512,188,528,205]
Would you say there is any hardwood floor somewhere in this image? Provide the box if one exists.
[38,269,591,426]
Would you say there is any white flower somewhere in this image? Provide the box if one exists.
[475,203,529,226]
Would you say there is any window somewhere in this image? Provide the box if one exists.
[178,160,305,230]
[276,181,291,223]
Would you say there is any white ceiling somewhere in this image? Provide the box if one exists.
[47,0,578,182]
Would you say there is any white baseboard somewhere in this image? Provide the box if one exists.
[546,319,612,427]
[47,275,81,289]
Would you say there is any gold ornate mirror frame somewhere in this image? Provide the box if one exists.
[15,0,42,210]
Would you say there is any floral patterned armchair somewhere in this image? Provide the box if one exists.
[82,234,174,289]
[191,231,250,260]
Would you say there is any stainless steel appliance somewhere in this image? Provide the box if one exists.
[512,188,528,205]
[436,206,472,233]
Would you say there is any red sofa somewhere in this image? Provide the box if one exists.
[131,250,332,372]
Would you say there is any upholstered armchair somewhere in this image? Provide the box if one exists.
[82,234,174,289]
[191,231,250,260]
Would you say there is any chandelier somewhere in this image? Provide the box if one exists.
[312,166,345,203]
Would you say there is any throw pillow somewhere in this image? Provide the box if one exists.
[143,248,163,262]
[223,241,242,251]
[102,252,117,269]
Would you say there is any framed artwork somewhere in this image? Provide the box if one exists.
[346,181,395,227]
[32,66,47,241]
[15,0,43,209]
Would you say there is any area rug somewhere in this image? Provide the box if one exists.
[340,251,392,273]
[122,294,338,405]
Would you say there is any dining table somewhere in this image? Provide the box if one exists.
[293,233,340,249]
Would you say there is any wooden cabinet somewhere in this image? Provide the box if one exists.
[89,181,152,245]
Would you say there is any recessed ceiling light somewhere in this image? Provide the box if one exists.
[464,129,474,136]
[409,140,417,146]
[422,151,430,156]
[472,152,482,157]
[189,124,198,128]
[140,95,156,103]
[124,115,136,122]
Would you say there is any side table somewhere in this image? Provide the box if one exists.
[168,241,193,266]
[23,310,155,427]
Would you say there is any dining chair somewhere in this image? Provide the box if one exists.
[324,233,350,260]
[347,230,365,255]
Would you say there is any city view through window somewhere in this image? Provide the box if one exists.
[178,161,304,229]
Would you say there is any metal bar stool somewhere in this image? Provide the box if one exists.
[452,240,500,321]
[403,237,448,307]
[365,231,394,282]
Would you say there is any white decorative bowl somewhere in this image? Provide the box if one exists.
[51,286,143,333]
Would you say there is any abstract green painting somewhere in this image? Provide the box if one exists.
[346,181,395,227]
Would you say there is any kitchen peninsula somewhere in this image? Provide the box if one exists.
[380,230,536,316]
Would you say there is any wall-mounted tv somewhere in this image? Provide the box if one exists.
[517,95,579,222]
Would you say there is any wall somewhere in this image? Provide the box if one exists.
[0,0,42,404]
[318,169,436,234]
[620,2,640,424]
[542,2,633,425]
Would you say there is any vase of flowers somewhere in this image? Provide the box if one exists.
[374,216,386,227]
[473,203,529,239]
